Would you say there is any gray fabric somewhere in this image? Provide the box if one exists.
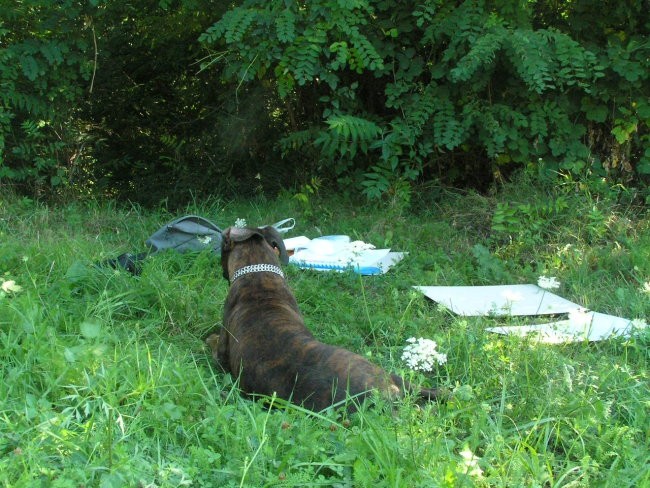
[101,215,293,275]
[145,215,223,254]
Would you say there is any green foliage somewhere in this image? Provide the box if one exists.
[0,1,94,192]
[1,1,277,205]
[315,114,382,169]
[1,1,648,204]
[291,175,322,217]
[491,195,570,246]
[79,0,248,205]
[201,0,649,200]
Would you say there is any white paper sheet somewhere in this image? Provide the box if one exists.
[414,284,641,342]
[414,284,581,316]
[486,312,634,343]
[370,251,406,275]
[283,235,312,251]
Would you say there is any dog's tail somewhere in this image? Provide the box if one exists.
[417,386,449,401]
[390,373,449,402]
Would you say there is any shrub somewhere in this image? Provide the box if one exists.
[0,1,94,194]
[200,0,649,200]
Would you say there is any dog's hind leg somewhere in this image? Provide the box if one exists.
[206,333,232,374]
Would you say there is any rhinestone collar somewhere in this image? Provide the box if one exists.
[231,263,285,283]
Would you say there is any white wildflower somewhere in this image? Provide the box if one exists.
[641,281,650,295]
[197,235,212,245]
[1,280,23,294]
[116,412,126,435]
[234,218,247,228]
[563,364,575,392]
[630,318,648,332]
[458,447,484,479]
[537,275,561,290]
[568,307,592,327]
[402,337,447,372]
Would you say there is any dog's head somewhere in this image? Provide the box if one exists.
[220,226,289,280]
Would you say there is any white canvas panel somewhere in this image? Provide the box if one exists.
[291,250,405,275]
[414,284,581,316]
[286,234,406,275]
[486,312,634,343]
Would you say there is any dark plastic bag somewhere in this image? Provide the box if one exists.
[101,215,223,275]
[145,215,223,254]
[101,216,294,275]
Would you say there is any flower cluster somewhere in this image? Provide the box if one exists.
[458,447,484,479]
[630,318,648,332]
[402,337,447,372]
[1,280,22,293]
[234,218,247,228]
[642,281,650,295]
[1,276,23,299]
[537,275,561,290]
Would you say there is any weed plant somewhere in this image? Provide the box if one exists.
[0,178,648,487]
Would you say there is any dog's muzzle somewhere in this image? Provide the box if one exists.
[231,264,285,283]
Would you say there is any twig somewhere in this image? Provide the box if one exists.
[90,24,98,94]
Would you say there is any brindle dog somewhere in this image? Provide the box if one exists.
[206,226,443,411]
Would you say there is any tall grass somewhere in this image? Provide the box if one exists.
[0,180,648,487]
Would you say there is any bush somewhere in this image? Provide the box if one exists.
[200,0,650,200]
[0,0,94,194]
[1,1,648,204]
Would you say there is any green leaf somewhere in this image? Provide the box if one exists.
[20,55,39,81]
[64,348,76,363]
[637,155,650,174]
[582,99,608,123]
[80,320,102,339]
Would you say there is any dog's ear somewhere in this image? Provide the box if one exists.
[259,226,289,265]
[220,228,234,280]
[221,227,264,277]
[227,226,264,243]
[222,226,289,265]
[221,228,232,253]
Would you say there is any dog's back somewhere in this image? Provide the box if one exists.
[208,226,442,411]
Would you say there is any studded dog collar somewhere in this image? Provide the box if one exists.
[231,264,285,283]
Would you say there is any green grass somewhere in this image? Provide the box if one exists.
[0,179,648,487]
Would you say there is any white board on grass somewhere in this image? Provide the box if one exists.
[283,235,312,251]
[414,284,581,316]
[286,235,407,275]
[486,312,634,343]
[291,250,406,275]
